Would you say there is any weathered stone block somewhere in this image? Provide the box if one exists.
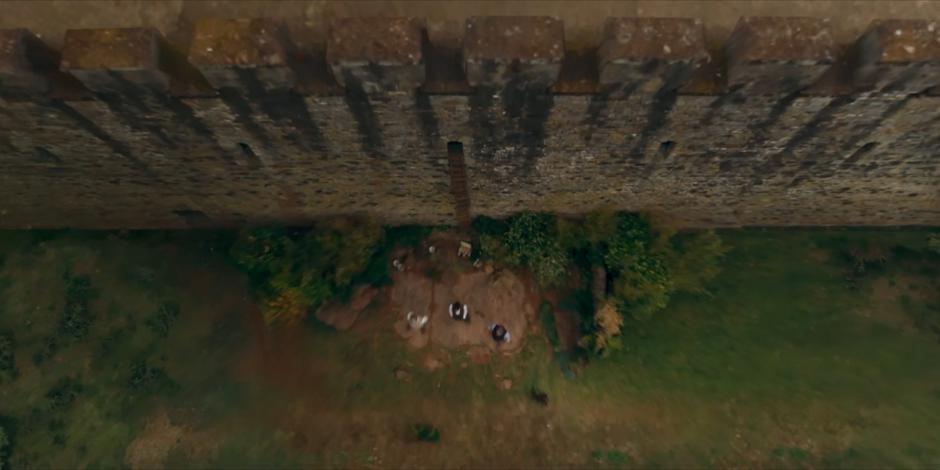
[0,29,58,95]
[598,18,709,92]
[60,28,169,93]
[853,19,940,94]
[726,17,837,94]
[464,16,564,89]
[327,17,425,93]
[188,18,296,92]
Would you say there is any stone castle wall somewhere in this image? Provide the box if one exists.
[0,16,937,228]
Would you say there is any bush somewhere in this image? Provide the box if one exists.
[501,212,570,285]
[315,219,385,287]
[928,233,940,255]
[411,423,440,443]
[59,275,95,340]
[585,301,623,356]
[45,377,82,412]
[578,212,727,354]
[478,234,510,262]
[386,225,433,249]
[0,334,16,382]
[471,216,508,237]
[603,214,673,321]
[230,218,388,326]
[145,301,181,338]
[262,288,311,326]
[128,361,174,392]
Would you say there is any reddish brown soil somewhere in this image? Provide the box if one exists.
[386,231,537,353]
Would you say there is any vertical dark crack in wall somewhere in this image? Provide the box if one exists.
[447,141,472,230]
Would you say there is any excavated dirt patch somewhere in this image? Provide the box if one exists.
[386,233,536,353]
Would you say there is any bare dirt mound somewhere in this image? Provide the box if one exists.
[124,410,185,469]
[315,285,378,330]
[430,269,531,352]
[388,263,534,352]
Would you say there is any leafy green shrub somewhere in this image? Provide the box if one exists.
[500,212,570,285]
[145,301,181,338]
[230,219,387,326]
[411,423,440,443]
[45,377,82,412]
[0,334,16,382]
[386,225,433,249]
[471,216,508,237]
[128,360,174,392]
[929,233,940,255]
[96,328,124,360]
[59,275,95,339]
[579,212,727,354]
[31,336,58,366]
[476,211,727,356]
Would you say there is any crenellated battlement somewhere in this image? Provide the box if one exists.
[0,16,937,228]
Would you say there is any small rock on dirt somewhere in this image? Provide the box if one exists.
[424,356,443,371]
[394,367,411,381]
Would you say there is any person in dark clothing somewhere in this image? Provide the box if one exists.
[488,323,511,343]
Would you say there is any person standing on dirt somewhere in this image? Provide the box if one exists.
[489,323,511,344]
[449,302,469,321]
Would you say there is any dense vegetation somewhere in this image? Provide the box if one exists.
[475,211,728,355]
[229,219,386,325]
[230,221,432,326]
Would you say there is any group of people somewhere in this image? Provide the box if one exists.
[406,301,510,344]
[449,301,512,344]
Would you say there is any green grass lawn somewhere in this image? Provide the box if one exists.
[0,228,938,469]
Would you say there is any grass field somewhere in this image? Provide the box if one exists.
[0,228,938,468]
